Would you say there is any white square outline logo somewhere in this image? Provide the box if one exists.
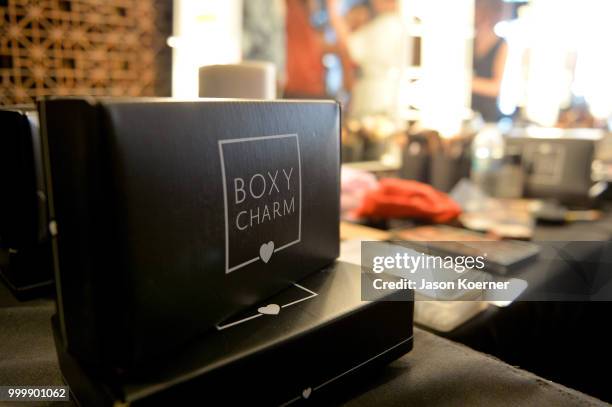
[218,134,302,274]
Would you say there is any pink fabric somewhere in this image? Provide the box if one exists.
[341,168,379,220]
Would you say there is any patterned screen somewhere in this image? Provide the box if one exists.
[0,0,170,105]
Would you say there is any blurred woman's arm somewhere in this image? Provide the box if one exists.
[326,0,356,90]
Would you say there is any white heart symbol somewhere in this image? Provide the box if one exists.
[258,303,280,315]
[302,387,312,399]
[259,241,275,263]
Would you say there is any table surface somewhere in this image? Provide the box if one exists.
[0,283,607,407]
[433,211,612,403]
[3,213,612,405]
[340,210,612,402]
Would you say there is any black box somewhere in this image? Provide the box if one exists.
[0,106,53,299]
[40,98,341,369]
[53,261,414,406]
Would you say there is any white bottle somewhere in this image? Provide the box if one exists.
[471,124,504,195]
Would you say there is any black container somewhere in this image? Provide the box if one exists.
[53,262,414,406]
[40,97,341,370]
[400,133,431,183]
[0,106,53,299]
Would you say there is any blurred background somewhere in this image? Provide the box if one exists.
[2,0,612,195]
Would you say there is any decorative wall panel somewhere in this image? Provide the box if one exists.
[0,0,170,105]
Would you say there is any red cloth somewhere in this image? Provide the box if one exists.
[354,178,462,223]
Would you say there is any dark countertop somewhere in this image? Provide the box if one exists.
[429,210,612,403]
[0,277,608,406]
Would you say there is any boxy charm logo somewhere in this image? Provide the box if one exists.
[219,134,302,273]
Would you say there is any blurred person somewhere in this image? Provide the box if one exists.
[243,0,287,93]
[345,3,372,32]
[284,0,327,98]
[332,3,372,93]
[334,2,373,95]
[471,0,508,122]
[328,0,406,119]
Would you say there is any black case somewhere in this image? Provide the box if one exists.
[39,97,341,369]
[0,107,53,299]
[53,262,414,406]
